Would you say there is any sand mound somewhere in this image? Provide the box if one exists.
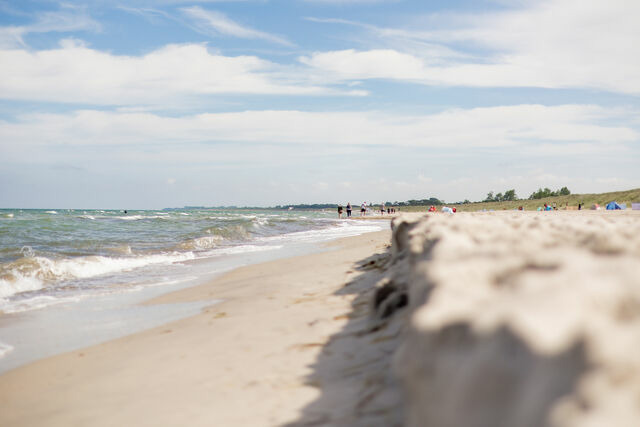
[376,211,640,427]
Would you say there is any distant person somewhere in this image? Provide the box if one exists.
[380,203,385,215]
[361,202,367,216]
[346,202,352,218]
[578,202,582,210]
[338,205,343,219]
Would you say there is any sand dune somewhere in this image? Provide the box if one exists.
[377,211,640,427]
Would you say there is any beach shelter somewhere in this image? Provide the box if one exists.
[606,201,622,210]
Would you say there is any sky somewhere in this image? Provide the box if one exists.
[0,0,638,209]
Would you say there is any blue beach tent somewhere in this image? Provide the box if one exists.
[606,201,622,210]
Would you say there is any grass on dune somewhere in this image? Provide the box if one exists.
[396,188,640,212]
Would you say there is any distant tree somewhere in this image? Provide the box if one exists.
[495,192,504,202]
[463,199,470,204]
[529,186,570,199]
[503,189,517,201]
[485,191,494,202]
[529,187,551,199]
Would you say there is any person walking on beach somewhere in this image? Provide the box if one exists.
[380,203,385,215]
[338,204,343,219]
[360,202,367,217]
[346,203,352,218]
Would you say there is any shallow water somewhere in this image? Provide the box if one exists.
[0,208,380,313]
[0,208,386,372]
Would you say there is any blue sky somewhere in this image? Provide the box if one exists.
[0,0,638,208]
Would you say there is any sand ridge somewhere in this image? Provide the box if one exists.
[379,211,640,427]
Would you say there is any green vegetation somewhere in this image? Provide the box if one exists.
[168,188,639,212]
[528,186,570,199]
[386,198,443,207]
[485,189,517,202]
[396,188,640,212]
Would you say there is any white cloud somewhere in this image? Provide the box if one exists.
[0,43,364,105]
[304,0,640,95]
[181,6,293,46]
[303,0,397,3]
[1,104,636,152]
[0,6,100,48]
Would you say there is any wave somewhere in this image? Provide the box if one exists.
[206,244,283,256]
[179,235,225,250]
[0,341,13,358]
[113,215,146,221]
[0,252,195,299]
[0,295,84,314]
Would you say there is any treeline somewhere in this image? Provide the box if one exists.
[485,189,518,202]
[483,187,571,202]
[273,186,572,210]
[528,187,571,199]
[387,197,443,207]
[274,203,337,209]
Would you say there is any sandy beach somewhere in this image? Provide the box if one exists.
[0,229,403,427]
[3,210,640,427]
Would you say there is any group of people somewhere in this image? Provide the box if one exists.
[337,202,396,219]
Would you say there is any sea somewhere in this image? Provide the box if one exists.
[0,208,385,372]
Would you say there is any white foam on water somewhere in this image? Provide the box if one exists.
[0,341,14,358]
[111,215,168,221]
[182,235,224,250]
[203,244,283,256]
[45,210,57,214]
[0,274,43,298]
[114,215,146,220]
[1,275,202,314]
[0,295,84,314]
[0,252,196,300]
[253,217,270,228]
[259,221,385,244]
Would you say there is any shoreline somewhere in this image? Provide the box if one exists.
[0,229,400,427]
[0,218,389,374]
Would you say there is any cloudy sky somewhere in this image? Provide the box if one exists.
[0,0,638,208]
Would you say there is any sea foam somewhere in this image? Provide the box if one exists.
[0,252,196,299]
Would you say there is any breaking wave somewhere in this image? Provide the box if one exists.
[0,252,195,299]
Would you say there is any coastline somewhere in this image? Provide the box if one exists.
[0,229,399,427]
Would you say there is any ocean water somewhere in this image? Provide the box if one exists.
[0,208,384,371]
[0,208,382,313]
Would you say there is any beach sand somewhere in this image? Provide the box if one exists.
[0,229,403,427]
[4,210,639,427]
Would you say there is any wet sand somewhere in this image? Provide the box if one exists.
[0,229,402,427]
